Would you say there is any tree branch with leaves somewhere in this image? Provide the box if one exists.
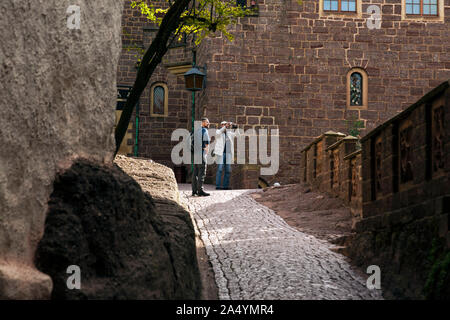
[114,0,251,156]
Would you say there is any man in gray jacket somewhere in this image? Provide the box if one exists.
[214,121,240,190]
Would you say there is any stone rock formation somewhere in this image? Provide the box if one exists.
[0,0,123,298]
[115,156,202,299]
[35,158,201,299]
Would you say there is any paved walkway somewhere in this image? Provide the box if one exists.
[179,184,383,300]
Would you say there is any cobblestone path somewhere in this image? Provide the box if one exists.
[179,184,383,300]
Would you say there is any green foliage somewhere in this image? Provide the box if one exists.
[346,116,365,137]
[424,237,450,299]
[131,0,252,46]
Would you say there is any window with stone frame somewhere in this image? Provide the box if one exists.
[323,0,357,12]
[346,68,368,109]
[153,86,165,114]
[350,72,363,107]
[405,0,438,15]
[150,82,169,117]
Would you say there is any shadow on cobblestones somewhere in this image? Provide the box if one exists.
[179,184,383,300]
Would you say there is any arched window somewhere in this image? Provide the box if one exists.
[347,68,368,109]
[350,72,363,106]
[150,82,169,117]
[153,86,165,114]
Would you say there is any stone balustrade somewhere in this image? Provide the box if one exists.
[300,131,362,225]
[358,81,449,229]
[300,80,450,299]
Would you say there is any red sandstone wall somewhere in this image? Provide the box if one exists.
[198,0,450,185]
[118,0,450,187]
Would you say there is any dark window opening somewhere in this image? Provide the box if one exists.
[117,86,132,111]
[236,0,259,15]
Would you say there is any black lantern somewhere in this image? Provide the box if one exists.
[184,67,205,92]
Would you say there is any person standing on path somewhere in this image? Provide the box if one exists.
[214,121,240,190]
[192,117,211,197]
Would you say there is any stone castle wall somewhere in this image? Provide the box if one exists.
[351,80,449,299]
[118,0,449,188]
[197,0,450,187]
[301,80,450,299]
